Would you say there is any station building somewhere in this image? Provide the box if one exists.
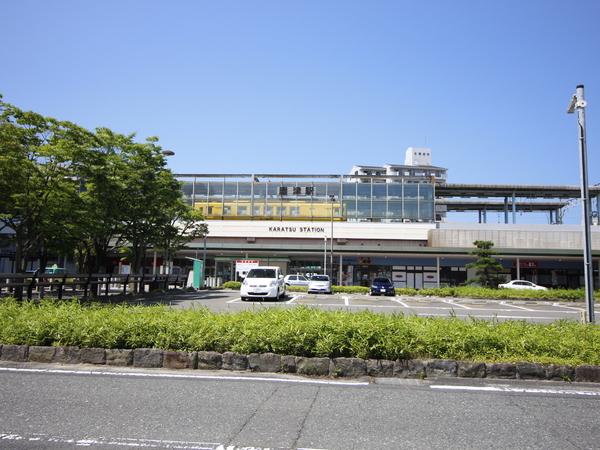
[175,148,600,289]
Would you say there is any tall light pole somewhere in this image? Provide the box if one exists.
[159,149,175,274]
[202,235,207,289]
[323,235,327,275]
[329,194,335,282]
[567,84,595,323]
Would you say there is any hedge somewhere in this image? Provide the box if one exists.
[1,298,599,366]
[222,282,596,302]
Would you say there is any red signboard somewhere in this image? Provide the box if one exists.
[518,260,538,268]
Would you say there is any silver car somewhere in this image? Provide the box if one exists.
[283,274,310,287]
[498,280,548,291]
[308,275,332,294]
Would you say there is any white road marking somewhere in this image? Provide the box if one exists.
[442,299,471,310]
[343,296,350,306]
[431,384,600,397]
[500,301,534,312]
[226,297,241,304]
[390,298,411,308]
[0,367,369,386]
[286,294,302,304]
[0,432,294,449]
[552,302,584,311]
[402,312,570,320]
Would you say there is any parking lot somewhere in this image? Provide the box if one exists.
[161,289,598,323]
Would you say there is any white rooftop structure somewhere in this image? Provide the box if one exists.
[349,147,447,184]
[404,147,432,166]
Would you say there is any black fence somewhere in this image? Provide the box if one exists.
[0,272,183,300]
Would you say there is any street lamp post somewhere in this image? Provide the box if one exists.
[160,149,175,274]
[202,235,207,289]
[329,194,335,282]
[323,236,327,275]
[567,84,595,323]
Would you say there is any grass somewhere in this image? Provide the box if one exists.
[1,298,599,366]
[224,281,597,301]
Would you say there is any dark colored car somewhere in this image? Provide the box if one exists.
[370,277,395,296]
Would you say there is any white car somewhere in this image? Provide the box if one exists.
[498,280,548,291]
[308,275,332,294]
[241,267,286,300]
[283,274,310,287]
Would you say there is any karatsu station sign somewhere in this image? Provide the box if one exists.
[206,220,435,241]
[267,225,326,234]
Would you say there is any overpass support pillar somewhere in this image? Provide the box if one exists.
[512,192,516,224]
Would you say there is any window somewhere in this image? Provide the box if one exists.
[290,206,300,216]
[247,269,276,278]
[237,206,248,215]
[311,275,329,281]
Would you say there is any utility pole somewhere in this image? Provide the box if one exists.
[567,84,595,323]
[323,236,327,275]
[329,194,335,282]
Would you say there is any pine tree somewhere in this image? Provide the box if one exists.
[466,240,504,288]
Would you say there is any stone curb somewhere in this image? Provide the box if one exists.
[2,344,599,383]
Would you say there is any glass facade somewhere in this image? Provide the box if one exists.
[180,177,435,222]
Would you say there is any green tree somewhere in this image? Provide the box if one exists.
[117,137,185,275]
[466,240,504,288]
[1,96,206,277]
[72,128,133,273]
[154,205,208,274]
[0,97,93,272]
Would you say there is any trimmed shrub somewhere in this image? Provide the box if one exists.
[222,281,241,290]
[1,298,600,366]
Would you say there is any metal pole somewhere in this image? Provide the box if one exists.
[330,195,335,281]
[323,236,327,275]
[512,191,516,224]
[202,236,207,289]
[568,84,595,323]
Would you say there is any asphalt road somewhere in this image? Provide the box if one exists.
[143,290,598,323]
[1,363,600,449]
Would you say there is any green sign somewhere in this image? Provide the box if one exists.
[193,259,205,289]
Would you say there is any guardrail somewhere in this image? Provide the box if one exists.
[0,273,183,300]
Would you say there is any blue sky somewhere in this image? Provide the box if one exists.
[2,1,600,222]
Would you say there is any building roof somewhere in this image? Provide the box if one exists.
[437,183,600,199]
[438,199,568,212]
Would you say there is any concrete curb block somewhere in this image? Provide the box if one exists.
[80,348,106,365]
[28,346,56,363]
[0,344,29,362]
[3,344,598,383]
[133,348,163,368]
[106,349,133,366]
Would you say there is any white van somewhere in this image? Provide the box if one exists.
[240,266,286,301]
